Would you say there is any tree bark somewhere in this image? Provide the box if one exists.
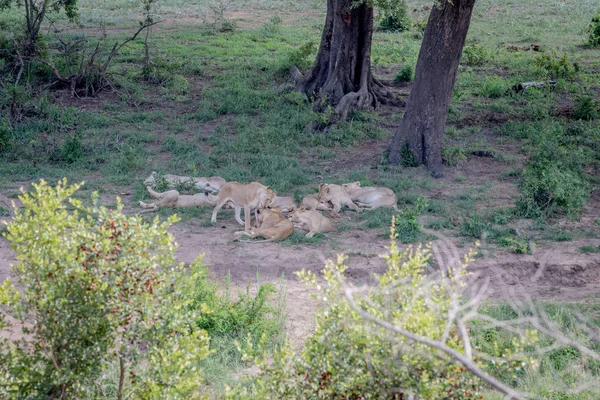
[292,0,394,119]
[388,0,476,177]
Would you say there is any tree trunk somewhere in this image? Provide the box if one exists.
[292,0,393,119]
[388,0,476,177]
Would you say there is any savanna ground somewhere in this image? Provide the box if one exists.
[1,0,600,395]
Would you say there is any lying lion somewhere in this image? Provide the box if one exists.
[139,186,217,213]
[211,181,276,232]
[316,184,361,213]
[288,207,334,238]
[143,171,226,193]
[300,193,333,211]
[342,182,400,211]
[235,207,294,242]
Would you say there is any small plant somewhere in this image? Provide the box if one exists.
[378,0,411,32]
[498,236,532,254]
[394,195,428,243]
[587,12,600,46]
[479,76,509,98]
[442,146,468,166]
[460,214,491,238]
[461,44,490,66]
[394,64,413,82]
[534,52,580,80]
[261,15,282,37]
[580,245,600,254]
[573,94,599,120]
[210,0,237,32]
[287,41,316,71]
[0,116,9,152]
[412,18,428,38]
[60,131,84,163]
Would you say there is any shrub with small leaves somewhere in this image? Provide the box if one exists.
[395,63,414,82]
[378,0,411,32]
[534,52,580,80]
[228,223,537,399]
[0,179,210,399]
[462,44,490,66]
[394,195,428,243]
[443,146,468,166]
[573,94,599,120]
[587,12,600,46]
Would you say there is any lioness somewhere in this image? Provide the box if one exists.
[211,181,276,231]
[139,187,217,213]
[316,184,361,213]
[143,172,226,192]
[235,208,294,242]
[300,194,333,211]
[269,196,296,213]
[288,207,334,238]
[342,181,400,211]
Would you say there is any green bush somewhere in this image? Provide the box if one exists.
[462,44,490,66]
[587,12,600,46]
[534,52,580,80]
[517,162,588,218]
[286,41,316,72]
[479,76,509,98]
[394,195,427,243]
[394,63,414,82]
[228,227,488,399]
[164,74,190,99]
[497,236,532,254]
[378,0,411,32]
[0,116,10,152]
[0,179,210,399]
[60,132,84,163]
[443,146,468,166]
[573,94,599,120]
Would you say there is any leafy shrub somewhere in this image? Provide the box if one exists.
[378,0,411,32]
[0,179,210,399]
[261,15,282,37]
[534,52,580,80]
[412,18,428,38]
[497,236,532,254]
[394,195,427,243]
[60,131,84,163]
[462,44,490,66]
[517,163,588,218]
[394,63,414,82]
[442,146,468,166]
[479,76,509,98]
[286,41,316,71]
[573,94,599,120]
[587,12,600,46]
[229,226,489,399]
[192,269,284,347]
[0,116,9,152]
[460,214,492,238]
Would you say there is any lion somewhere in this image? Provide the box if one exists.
[316,183,361,213]
[269,196,296,213]
[341,181,400,211]
[288,207,334,238]
[143,172,226,193]
[139,186,217,213]
[234,207,294,242]
[300,193,333,211]
[211,181,276,231]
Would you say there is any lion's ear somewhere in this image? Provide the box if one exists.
[355,181,361,187]
[342,183,348,188]
[325,187,330,194]
[319,183,325,189]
